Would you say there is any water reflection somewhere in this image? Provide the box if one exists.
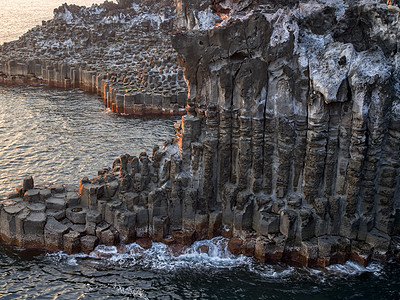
[0,85,178,197]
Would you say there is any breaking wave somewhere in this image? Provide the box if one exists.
[45,237,384,281]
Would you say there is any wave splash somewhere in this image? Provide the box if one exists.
[93,237,251,271]
[45,237,383,280]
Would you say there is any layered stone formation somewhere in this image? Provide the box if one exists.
[0,0,187,115]
[1,0,400,268]
[170,0,400,266]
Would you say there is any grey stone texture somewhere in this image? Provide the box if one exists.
[169,0,400,266]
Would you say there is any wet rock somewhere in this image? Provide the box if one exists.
[24,212,46,248]
[350,241,373,267]
[172,230,195,245]
[167,243,187,256]
[22,176,34,193]
[242,238,256,257]
[64,231,81,254]
[80,235,99,254]
[195,213,209,240]
[0,203,25,244]
[44,217,69,251]
[136,237,152,249]
[227,238,243,255]
[100,227,119,246]
[254,236,285,263]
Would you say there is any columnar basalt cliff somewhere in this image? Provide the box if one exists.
[0,0,187,115]
[171,0,400,266]
[1,0,400,268]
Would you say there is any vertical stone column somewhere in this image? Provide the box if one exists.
[334,100,352,196]
[103,82,110,107]
[251,118,264,194]
[115,94,124,114]
[231,111,240,184]
[181,114,201,168]
[322,102,342,197]
[303,92,328,204]
[200,105,219,211]
[276,114,295,199]
[263,113,276,196]
[358,84,390,240]
[375,114,400,235]
[218,109,232,194]
[342,50,392,239]
[169,154,183,232]
[292,55,309,194]
[237,116,252,191]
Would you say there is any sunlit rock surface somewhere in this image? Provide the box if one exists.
[0,0,187,115]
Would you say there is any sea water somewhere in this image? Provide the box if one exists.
[0,0,111,44]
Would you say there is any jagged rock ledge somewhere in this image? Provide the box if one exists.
[0,0,187,116]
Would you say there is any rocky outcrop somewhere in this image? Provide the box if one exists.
[0,0,187,115]
[1,0,400,267]
[169,0,400,266]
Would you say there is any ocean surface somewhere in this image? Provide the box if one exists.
[0,1,400,299]
[0,0,111,45]
[0,85,177,197]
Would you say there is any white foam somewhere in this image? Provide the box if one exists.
[87,237,251,271]
[113,284,149,299]
[326,261,383,276]
[44,237,384,281]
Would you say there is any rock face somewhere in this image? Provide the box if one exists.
[0,0,187,116]
[1,0,400,267]
[169,0,400,266]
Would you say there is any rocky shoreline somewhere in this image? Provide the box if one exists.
[1,0,400,268]
[0,0,187,116]
[0,59,186,116]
